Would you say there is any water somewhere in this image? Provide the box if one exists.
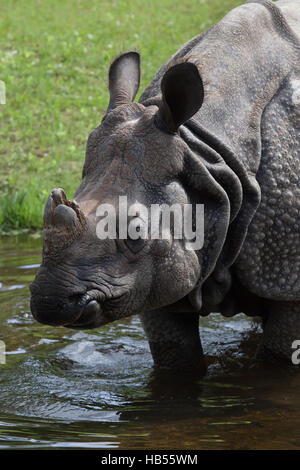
[0,234,300,450]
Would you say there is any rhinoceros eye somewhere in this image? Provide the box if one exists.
[116,217,148,255]
[128,218,144,237]
[124,236,146,254]
[125,217,147,253]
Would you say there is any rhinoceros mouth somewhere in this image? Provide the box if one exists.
[65,289,129,330]
[31,274,132,329]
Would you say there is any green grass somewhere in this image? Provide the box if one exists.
[0,0,243,233]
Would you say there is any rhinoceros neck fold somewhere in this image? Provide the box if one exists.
[181,121,261,271]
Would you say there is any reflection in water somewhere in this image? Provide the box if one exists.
[0,234,300,449]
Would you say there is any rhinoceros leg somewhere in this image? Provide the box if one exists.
[140,310,206,374]
[256,300,300,364]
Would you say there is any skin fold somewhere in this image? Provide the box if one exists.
[30,0,300,374]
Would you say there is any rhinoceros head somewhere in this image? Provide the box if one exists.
[30,51,217,329]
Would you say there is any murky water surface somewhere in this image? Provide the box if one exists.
[0,234,300,449]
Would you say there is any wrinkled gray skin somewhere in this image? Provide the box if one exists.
[30,0,300,374]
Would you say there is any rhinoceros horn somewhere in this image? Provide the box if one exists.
[43,188,86,255]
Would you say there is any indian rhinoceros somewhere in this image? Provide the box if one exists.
[30,0,300,374]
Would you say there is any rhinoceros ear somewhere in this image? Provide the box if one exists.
[107,51,141,112]
[159,62,204,133]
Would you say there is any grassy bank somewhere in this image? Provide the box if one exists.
[0,0,243,233]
